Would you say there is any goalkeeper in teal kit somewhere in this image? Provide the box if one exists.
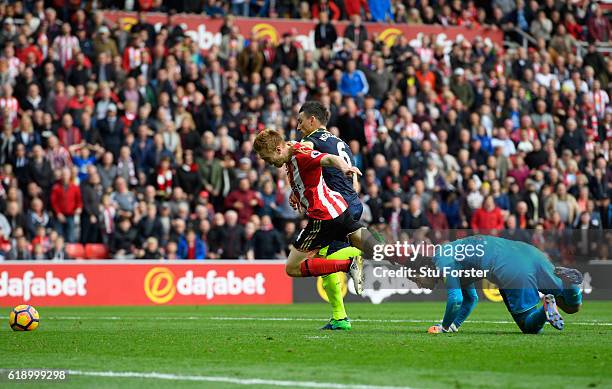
[410,235,583,334]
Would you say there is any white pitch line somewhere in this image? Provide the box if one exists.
[208,316,612,326]
[67,370,414,389]
[46,316,612,326]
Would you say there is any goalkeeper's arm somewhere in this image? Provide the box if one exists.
[440,272,478,330]
[442,287,464,329]
[452,283,479,329]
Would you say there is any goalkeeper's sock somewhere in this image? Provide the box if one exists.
[322,273,347,320]
[521,306,547,334]
[300,258,350,277]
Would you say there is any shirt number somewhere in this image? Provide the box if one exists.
[337,143,352,166]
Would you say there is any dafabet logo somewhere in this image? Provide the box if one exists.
[377,28,402,47]
[252,23,279,45]
[144,267,267,304]
[144,267,176,304]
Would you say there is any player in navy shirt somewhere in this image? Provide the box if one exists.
[297,101,364,331]
[299,102,363,221]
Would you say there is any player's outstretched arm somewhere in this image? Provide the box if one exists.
[429,274,464,334]
[452,284,479,329]
[321,154,362,177]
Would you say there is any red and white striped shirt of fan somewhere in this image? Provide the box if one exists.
[286,143,347,220]
[52,35,79,66]
[0,97,19,122]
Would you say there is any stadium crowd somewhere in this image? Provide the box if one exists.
[0,0,609,261]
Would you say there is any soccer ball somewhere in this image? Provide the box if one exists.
[9,305,40,331]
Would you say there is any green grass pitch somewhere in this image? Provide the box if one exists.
[1,301,611,388]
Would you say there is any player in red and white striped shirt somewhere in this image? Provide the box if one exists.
[254,129,381,294]
[286,142,349,220]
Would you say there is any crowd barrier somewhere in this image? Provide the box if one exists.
[0,261,291,306]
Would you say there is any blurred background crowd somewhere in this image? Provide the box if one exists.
[0,0,609,261]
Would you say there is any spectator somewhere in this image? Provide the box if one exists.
[110,217,138,259]
[312,1,342,21]
[178,228,207,259]
[238,40,264,77]
[545,183,579,226]
[4,201,26,235]
[98,103,124,158]
[175,150,201,198]
[138,237,163,259]
[80,169,103,243]
[231,0,250,17]
[50,168,82,243]
[93,26,119,59]
[48,236,71,260]
[384,195,408,240]
[52,23,79,67]
[165,240,179,260]
[117,146,138,187]
[450,68,474,109]
[549,25,576,60]
[137,203,163,246]
[155,156,174,200]
[339,60,369,100]
[403,195,430,229]
[426,199,448,231]
[500,215,530,242]
[220,210,247,259]
[471,195,504,233]
[25,198,51,239]
[587,5,611,43]
[344,15,368,49]
[97,151,117,191]
[7,236,32,260]
[224,177,263,225]
[368,0,392,22]
[275,33,300,72]
[111,176,137,218]
[344,0,369,19]
[530,10,552,41]
[314,11,337,49]
[252,214,284,259]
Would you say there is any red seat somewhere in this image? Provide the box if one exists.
[85,244,110,259]
[65,243,86,259]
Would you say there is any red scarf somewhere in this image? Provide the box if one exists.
[156,168,173,195]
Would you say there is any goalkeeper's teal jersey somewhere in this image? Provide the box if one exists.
[432,235,578,327]
[432,235,562,291]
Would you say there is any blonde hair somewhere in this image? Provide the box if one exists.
[253,129,284,156]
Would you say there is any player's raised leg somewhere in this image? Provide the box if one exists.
[285,247,349,277]
[347,226,380,260]
[285,245,364,296]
